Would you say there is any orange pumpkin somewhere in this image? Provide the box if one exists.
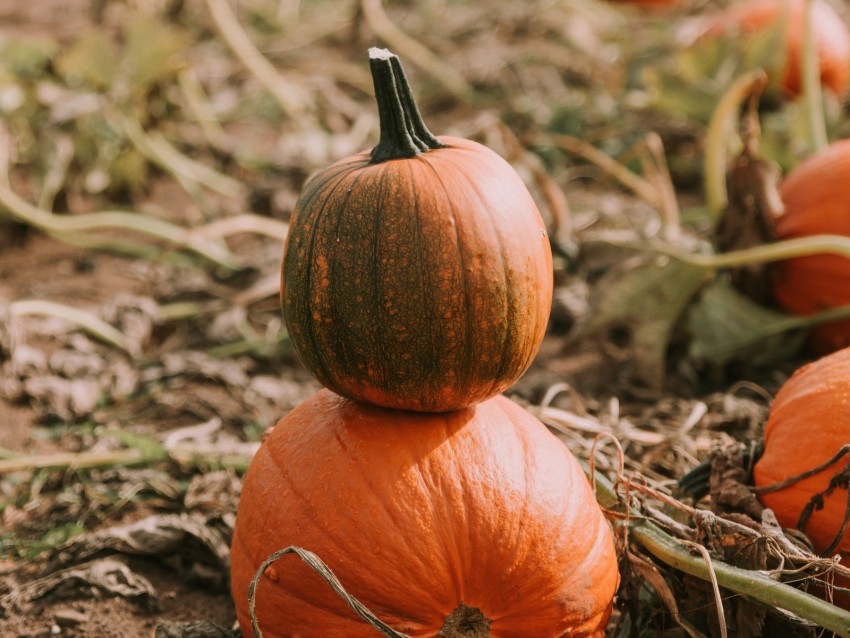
[753,347,850,569]
[703,0,850,97]
[230,389,620,637]
[771,139,850,353]
[281,49,553,412]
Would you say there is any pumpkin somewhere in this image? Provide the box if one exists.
[230,389,620,637]
[753,347,850,577]
[771,139,850,354]
[281,49,553,412]
[702,0,850,97]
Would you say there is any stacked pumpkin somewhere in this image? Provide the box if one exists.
[229,49,620,637]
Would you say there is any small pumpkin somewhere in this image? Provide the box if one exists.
[753,346,850,573]
[230,389,620,637]
[771,139,850,353]
[702,0,850,97]
[281,49,553,412]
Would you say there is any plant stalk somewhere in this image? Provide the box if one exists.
[10,300,137,355]
[203,0,308,117]
[594,472,850,637]
[0,180,241,270]
[801,0,828,154]
[597,233,850,270]
[704,69,769,222]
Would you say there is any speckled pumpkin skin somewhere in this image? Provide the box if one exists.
[230,389,619,637]
[282,136,553,412]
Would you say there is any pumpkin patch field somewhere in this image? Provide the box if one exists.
[6,0,850,636]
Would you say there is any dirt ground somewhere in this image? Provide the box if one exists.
[2,0,849,636]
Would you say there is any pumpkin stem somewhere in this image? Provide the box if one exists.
[369,47,443,164]
[437,604,492,638]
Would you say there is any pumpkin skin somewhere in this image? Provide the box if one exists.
[281,51,553,413]
[703,0,850,97]
[230,389,620,638]
[771,139,850,354]
[753,347,850,572]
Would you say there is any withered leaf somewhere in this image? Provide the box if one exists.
[50,513,231,587]
[154,620,239,638]
[1,558,157,613]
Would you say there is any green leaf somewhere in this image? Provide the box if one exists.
[687,280,806,366]
[124,17,188,95]
[56,32,118,89]
[575,256,710,389]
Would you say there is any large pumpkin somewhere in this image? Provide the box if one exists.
[230,389,620,637]
[281,49,553,412]
[703,0,850,97]
[771,139,850,353]
[753,347,850,568]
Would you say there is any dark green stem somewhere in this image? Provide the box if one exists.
[369,48,443,164]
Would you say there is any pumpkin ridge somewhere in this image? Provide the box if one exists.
[249,456,424,626]
[338,408,470,624]
[503,408,613,624]
[286,166,364,390]
[485,406,534,609]
[431,415,471,598]
[369,167,393,390]
[440,152,516,391]
[418,155,475,397]
[306,171,369,385]
[419,151,509,399]
[391,413,469,605]
[260,443,354,561]
[498,409,578,619]
[281,408,455,624]
[406,159,441,394]
[325,167,386,389]
[233,481,365,630]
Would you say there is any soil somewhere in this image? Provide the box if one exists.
[5,556,236,638]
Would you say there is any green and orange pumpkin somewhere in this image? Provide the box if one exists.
[281,49,553,412]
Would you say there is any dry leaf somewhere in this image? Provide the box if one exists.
[50,513,231,588]
[2,558,158,613]
[154,619,238,638]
